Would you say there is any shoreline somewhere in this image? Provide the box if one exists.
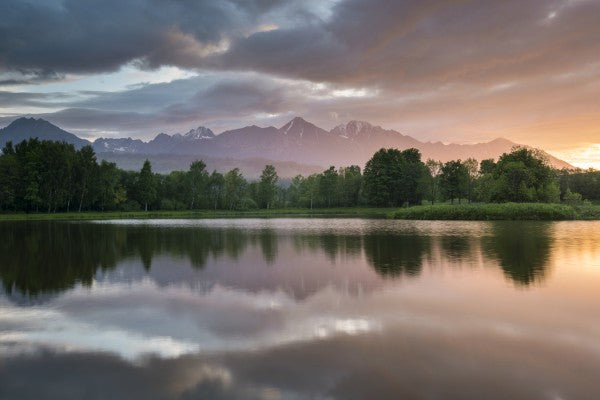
[0,203,599,221]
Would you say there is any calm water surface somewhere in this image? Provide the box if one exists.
[1,219,600,399]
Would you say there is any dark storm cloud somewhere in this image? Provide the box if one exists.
[0,79,34,86]
[0,0,286,78]
[72,74,297,118]
[7,0,598,86]
[161,76,298,122]
[209,0,600,87]
[0,90,71,107]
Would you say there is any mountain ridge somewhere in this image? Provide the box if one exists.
[0,117,573,173]
[0,117,90,149]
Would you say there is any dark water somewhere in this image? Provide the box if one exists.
[1,219,600,400]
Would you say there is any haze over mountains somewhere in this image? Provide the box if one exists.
[0,117,573,177]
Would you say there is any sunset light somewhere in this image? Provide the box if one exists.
[1,1,600,398]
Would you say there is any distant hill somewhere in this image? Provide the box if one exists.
[0,116,573,175]
[0,117,90,149]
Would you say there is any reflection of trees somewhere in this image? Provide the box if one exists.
[0,221,442,297]
[290,231,427,277]
[363,233,429,277]
[0,222,123,296]
[440,235,471,261]
[258,229,278,265]
[483,222,552,286]
[2,220,553,296]
[291,234,362,262]
[0,222,258,296]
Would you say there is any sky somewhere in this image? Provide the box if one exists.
[0,0,599,168]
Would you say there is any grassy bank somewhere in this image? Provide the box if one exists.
[0,207,397,221]
[394,203,600,220]
[1,203,599,221]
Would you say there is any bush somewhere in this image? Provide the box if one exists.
[120,200,141,211]
[563,189,583,205]
[238,197,259,211]
[159,199,187,211]
[394,203,577,220]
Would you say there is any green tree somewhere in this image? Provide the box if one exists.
[96,160,122,211]
[399,148,427,206]
[188,160,209,209]
[363,148,426,206]
[258,164,278,209]
[287,175,304,207]
[224,168,246,210]
[14,140,42,211]
[464,158,479,203]
[562,188,583,205]
[480,159,496,174]
[208,171,225,210]
[560,169,600,201]
[0,142,18,210]
[363,148,403,206]
[301,174,319,209]
[440,160,469,204]
[138,160,157,211]
[425,159,442,205]
[339,165,362,206]
[37,141,76,212]
[75,145,98,212]
[490,147,559,203]
[319,166,339,207]
[161,170,188,210]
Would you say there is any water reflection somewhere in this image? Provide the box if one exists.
[483,222,552,286]
[2,219,600,399]
[258,229,278,265]
[440,234,472,262]
[363,232,429,276]
[0,220,558,297]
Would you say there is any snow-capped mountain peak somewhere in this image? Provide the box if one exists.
[183,126,215,140]
[331,120,375,139]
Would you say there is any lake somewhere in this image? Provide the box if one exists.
[1,219,600,399]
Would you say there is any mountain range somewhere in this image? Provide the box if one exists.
[0,117,573,176]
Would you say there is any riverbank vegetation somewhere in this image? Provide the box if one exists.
[1,203,599,221]
[0,138,599,219]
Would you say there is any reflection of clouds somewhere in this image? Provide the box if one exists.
[3,312,600,400]
[0,281,384,360]
[0,295,200,359]
[3,262,600,364]
[317,318,376,338]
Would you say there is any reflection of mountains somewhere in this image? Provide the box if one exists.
[0,221,554,297]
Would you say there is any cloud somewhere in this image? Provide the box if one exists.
[0,0,598,156]
[200,0,600,86]
[0,0,288,79]
[6,0,597,86]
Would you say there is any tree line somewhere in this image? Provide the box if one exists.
[0,138,596,212]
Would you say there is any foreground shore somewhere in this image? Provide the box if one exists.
[1,203,599,221]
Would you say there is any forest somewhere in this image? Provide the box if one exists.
[0,138,597,213]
